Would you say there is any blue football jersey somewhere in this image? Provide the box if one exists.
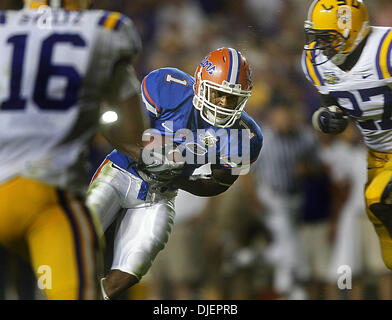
[107,67,263,198]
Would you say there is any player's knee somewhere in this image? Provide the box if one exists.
[365,182,383,208]
[366,175,392,238]
[369,202,392,225]
[128,234,170,279]
[365,173,392,206]
[119,204,174,279]
[369,204,392,248]
[382,256,392,270]
[366,176,392,213]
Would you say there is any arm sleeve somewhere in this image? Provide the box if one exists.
[301,50,329,95]
[94,12,142,104]
[140,71,162,120]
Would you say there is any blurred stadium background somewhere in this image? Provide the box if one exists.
[1,0,392,300]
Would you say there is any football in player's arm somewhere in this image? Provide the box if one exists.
[171,166,239,196]
[87,48,263,299]
[303,0,392,270]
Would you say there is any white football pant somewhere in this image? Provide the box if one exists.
[87,159,176,280]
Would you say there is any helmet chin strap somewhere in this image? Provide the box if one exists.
[331,52,349,65]
[50,0,61,8]
[330,29,349,65]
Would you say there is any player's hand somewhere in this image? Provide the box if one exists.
[138,142,185,182]
[312,105,348,135]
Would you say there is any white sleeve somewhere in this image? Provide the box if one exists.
[301,50,329,95]
[94,13,142,103]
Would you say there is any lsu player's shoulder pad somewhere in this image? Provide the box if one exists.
[301,49,325,89]
[375,27,392,81]
[96,10,141,60]
[141,67,195,119]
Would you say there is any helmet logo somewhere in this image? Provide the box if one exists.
[322,4,334,11]
[337,0,361,9]
[337,6,352,30]
[200,56,216,75]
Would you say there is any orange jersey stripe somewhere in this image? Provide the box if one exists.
[142,76,161,113]
[91,158,109,184]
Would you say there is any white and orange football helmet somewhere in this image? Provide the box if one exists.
[193,48,252,128]
[304,0,370,65]
[24,0,92,10]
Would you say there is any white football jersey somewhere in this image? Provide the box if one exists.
[0,8,141,193]
[302,26,392,153]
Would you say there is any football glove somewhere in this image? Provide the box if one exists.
[312,105,348,135]
[138,142,185,182]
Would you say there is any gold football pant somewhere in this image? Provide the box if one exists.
[365,150,392,270]
[0,177,103,299]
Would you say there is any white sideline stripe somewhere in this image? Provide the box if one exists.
[228,48,239,84]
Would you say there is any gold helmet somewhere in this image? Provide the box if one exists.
[24,0,92,10]
[304,0,370,65]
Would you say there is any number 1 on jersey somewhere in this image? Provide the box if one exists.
[165,74,188,87]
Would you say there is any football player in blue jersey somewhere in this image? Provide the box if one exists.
[303,0,392,271]
[87,47,264,299]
